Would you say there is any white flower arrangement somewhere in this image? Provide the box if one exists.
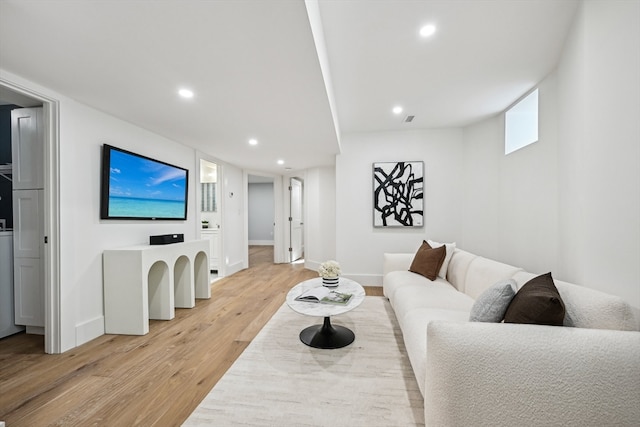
[318,260,341,278]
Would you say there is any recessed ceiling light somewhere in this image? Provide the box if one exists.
[392,106,403,115]
[248,138,258,146]
[419,24,436,38]
[277,159,285,165]
[178,88,194,99]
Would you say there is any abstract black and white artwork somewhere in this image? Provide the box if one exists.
[373,161,424,227]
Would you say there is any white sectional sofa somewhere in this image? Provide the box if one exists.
[383,247,640,426]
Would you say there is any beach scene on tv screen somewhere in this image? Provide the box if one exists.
[108,150,187,218]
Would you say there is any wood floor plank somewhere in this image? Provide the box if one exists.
[0,247,385,426]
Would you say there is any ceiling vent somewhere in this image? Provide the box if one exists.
[403,115,415,123]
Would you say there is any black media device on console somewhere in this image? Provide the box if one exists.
[149,234,184,245]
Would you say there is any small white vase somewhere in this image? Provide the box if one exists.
[322,277,339,287]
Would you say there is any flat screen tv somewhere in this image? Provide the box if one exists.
[100,144,188,220]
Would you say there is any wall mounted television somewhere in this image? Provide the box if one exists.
[100,144,188,220]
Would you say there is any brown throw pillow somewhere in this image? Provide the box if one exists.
[504,272,565,326]
[409,240,447,281]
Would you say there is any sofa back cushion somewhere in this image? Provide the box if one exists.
[463,257,522,300]
[512,271,640,331]
[446,249,476,293]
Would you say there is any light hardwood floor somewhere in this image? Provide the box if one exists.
[0,246,383,426]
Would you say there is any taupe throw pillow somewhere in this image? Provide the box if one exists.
[504,272,565,326]
[409,240,446,281]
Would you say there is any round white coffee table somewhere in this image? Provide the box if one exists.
[286,277,366,349]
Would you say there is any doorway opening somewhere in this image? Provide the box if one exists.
[0,80,61,354]
[198,159,222,282]
[289,177,304,264]
[248,174,275,268]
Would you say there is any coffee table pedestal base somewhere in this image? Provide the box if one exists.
[299,316,354,349]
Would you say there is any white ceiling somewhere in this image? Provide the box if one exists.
[320,0,579,130]
[0,0,579,175]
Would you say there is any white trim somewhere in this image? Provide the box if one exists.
[0,78,61,354]
[304,258,321,272]
[302,259,383,286]
[343,273,383,287]
[226,260,244,276]
[248,240,274,246]
[75,315,104,346]
[43,99,61,354]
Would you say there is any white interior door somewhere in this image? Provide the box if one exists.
[289,178,303,262]
[13,189,44,327]
[2,81,60,353]
[12,108,45,330]
[12,189,43,259]
[11,108,44,190]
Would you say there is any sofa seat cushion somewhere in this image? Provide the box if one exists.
[383,270,449,303]
[400,309,470,396]
[393,283,475,330]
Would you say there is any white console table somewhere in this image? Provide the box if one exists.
[103,240,210,335]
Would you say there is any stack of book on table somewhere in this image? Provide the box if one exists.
[295,287,353,305]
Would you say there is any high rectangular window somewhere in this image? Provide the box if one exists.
[505,89,538,155]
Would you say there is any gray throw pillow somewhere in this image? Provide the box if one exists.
[469,279,517,322]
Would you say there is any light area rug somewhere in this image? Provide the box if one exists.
[183,296,424,427]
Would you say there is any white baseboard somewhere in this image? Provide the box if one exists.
[249,240,274,246]
[343,273,383,286]
[226,260,244,276]
[76,315,105,346]
[304,260,383,286]
[304,259,321,272]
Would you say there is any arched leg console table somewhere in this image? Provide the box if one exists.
[103,240,210,335]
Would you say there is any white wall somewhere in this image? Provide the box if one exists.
[335,129,465,284]
[59,99,198,351]
[461,75,559,275]
[222,164,246,275]
[1,70,248,351]
[460,0,639,308]
[333,2,639,310]
[248,182,274,244]
[304,166,336,270]
[556,0,640,307]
